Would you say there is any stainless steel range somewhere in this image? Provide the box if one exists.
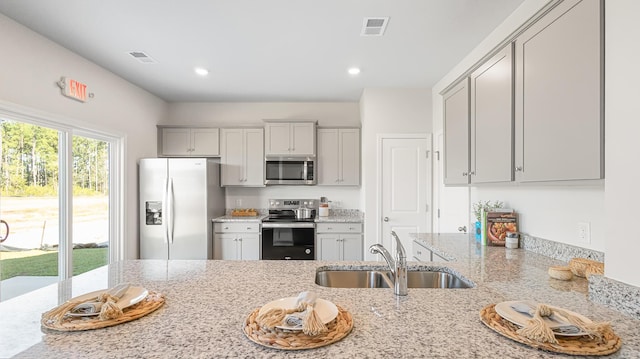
[261,199,318,260]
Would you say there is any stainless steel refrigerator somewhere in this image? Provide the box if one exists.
[139,158,224,259]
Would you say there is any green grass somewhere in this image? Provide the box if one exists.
[0,248,108,280]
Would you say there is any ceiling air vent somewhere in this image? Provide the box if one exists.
[127,51,158,64]
[361,17,389,36]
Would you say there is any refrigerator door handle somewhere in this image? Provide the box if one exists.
[168,177,175,244]
[163,176,170,244]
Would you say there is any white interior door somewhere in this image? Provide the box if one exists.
[434,131,470,233]
[380,135,431,255]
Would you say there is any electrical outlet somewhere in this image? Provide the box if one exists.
[578,222,591,243]
[235,199,242,208]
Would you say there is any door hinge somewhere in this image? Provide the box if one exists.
[426,150,430,159]
[437,209,440,218]
[426,204,429,212]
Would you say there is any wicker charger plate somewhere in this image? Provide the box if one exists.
[41,291,165,332]
[480,304,621,356]
[243,304,353,350]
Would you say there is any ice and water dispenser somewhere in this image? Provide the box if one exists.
[145,201,162,225]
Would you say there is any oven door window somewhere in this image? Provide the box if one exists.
[265,161,305,180]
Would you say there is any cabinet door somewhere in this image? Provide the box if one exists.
[243,129,265,186]
[191,128,220,156]
[264,123,291,156]
[239,234,260,260]
[339,129,360,185]
[290,122,315,156]
[317,234,341,261]
[161,128,191,156]
[220,129,244,186]
[317,129,340,185]
[216,233,239,260]
[341,234,363,261]
[515,0,602,182]
[470,44,513,183]
[443,78,470,185]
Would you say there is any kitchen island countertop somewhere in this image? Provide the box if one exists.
[2,234,639,358]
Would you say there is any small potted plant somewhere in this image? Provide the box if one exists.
[472,200,504,241]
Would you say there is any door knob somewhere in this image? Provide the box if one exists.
[383,217,389,222]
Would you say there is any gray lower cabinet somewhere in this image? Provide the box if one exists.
[443,78,470,185]
[514,0,603,182]
[316,223,363,261]
[213,222,260,260]
[412,240,447,262]
[470,44,514,183]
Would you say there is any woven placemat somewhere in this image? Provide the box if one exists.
[479,304,621,356]
[243,304,353,350]
[41,291,165,332]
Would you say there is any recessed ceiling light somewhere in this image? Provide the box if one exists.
[348,67,361,75]
[194,67,209,76]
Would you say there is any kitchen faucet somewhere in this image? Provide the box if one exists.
[369,231,408,296]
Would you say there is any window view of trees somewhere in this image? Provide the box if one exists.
[1,120,59,196]
[1,120,109,196]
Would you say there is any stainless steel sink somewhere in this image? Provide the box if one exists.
[315,269,473,289]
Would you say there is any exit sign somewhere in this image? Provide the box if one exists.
[58,76,90,102]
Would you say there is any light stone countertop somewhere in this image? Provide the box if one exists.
[213,210,363,223]
[2,234,639,358]
[212,214,268,223]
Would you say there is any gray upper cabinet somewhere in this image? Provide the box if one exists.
[159,127,220,157]
[443,78,470,185]
[514,0,603,182]
[220,128,265,187]
[264,121,316,157]
[470,44,514,183]
[317,128,360,186]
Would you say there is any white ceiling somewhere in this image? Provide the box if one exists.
[0,0,525,102]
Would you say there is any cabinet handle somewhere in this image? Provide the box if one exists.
[383,217,389,222]
[224,226,229,230]
[417,250,422,255]
[327,227,333,230]
[462,172,468,176]
[515,166,523,172]
[469,171,475,175]
[238,238,242,242]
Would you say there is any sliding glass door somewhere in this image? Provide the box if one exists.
[0,117,117,301]
[0,120,60,300]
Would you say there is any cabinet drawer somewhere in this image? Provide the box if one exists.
[214,222,259,233]
[316,223,362,233]
[412,241,431,262]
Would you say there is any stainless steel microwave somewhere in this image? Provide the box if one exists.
[264,157,315,185]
